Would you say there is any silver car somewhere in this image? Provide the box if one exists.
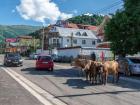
[118,58,140,75]
[127,58,140,75]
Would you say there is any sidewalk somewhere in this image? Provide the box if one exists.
[0,67,43,105]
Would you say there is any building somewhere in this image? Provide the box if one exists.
[46,26,98,49]
[55,20,97,31]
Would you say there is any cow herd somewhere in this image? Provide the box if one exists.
[73,58,128,85]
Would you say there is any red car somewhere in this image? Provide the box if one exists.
[36,55,54,71]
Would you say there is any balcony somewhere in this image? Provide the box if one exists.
[49,43,61,48]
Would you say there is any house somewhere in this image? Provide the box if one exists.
[55,20,98,31]
[46,26,98,49]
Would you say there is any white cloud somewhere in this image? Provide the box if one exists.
[16,0,73,24]
[60,13,73,20]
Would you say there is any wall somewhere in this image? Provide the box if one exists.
[52,47,113,61]
[81,48,113,60]
[58,48,81,58]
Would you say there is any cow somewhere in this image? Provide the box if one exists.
[88,61,103,84]
[72,58,89,77]
[102,61,120,85]
[117,59,129,76]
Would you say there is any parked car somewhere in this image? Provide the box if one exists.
[51,54,59,62]
[117,57,140,75]
[29,53,38,60]
[4,52,23,67]
[36,54,54,71]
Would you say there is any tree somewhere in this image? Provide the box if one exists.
[105,0,140,57]
[68,14,104,26]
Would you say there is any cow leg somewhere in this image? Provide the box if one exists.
[85,70,89,81]
[100,73,104,85]
[98,72,102,84]
[95,74,98,84]
[104,72,108,85]
[89,71,92,82]
[112,74,115,83]
[116,72,120,83]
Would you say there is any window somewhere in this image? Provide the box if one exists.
[67,39,69,42]
[57,39,59,43]
[82,32,88,36]
[38,56,52,61]
[129,58,140,63]
[73,39,77,44]
[82,40,86,44]
[53,38,59,44]
[92,41,96,45]
[53,39,56,43]
[76,32,81,36]
[97,39,101,43]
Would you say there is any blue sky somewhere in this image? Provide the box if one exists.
[0,0,123,26]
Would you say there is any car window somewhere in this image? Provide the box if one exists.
[129,58,140,63]
[38,56,52,61]
[7,53,21,58]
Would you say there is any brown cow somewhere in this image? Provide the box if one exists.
[89,61,103,84]
[83,60,93,81]
[102,61,120,85]
[117,60,129,76]
[73,58,89,77]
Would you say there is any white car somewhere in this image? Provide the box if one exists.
[29,53,38,60]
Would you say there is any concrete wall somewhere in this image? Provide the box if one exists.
[58,48,81,58]
[49,47,113,61]
[81,48,113,60]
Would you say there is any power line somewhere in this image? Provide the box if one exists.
[94,0,124,14]
[101,3,124,14]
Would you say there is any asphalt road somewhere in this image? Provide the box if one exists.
[0,55,140,105]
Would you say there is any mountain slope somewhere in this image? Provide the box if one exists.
[0,25,41,40]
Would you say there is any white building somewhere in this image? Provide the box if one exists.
[48,26,98,49]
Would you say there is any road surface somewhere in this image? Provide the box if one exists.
[0,55,140,105]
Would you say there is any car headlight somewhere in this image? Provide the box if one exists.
[19,59,23,62]
[8,59,11,62]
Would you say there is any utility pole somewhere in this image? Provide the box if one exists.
[41,25,45,52]
[33,36,36,51]
[70,32,73,47]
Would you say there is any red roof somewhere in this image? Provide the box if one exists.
[96,42,110,48]
[86,26,97,31]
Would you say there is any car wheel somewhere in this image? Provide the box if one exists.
[5,63,9,67]
[50,67,54,71]
[36,68,39,70]
[129,70,133,76]
[4,63,6,66]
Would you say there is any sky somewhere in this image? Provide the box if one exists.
[0,0,123,26]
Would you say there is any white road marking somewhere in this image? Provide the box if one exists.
[1,67,67,105]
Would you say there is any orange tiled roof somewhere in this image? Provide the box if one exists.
[66,23,79,29]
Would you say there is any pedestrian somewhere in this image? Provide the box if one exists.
[91,52,96,61]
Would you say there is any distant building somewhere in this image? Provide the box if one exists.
[55,20,97,31]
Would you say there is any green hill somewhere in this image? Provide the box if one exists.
[0,25,41,42]
[67,14,104,26]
